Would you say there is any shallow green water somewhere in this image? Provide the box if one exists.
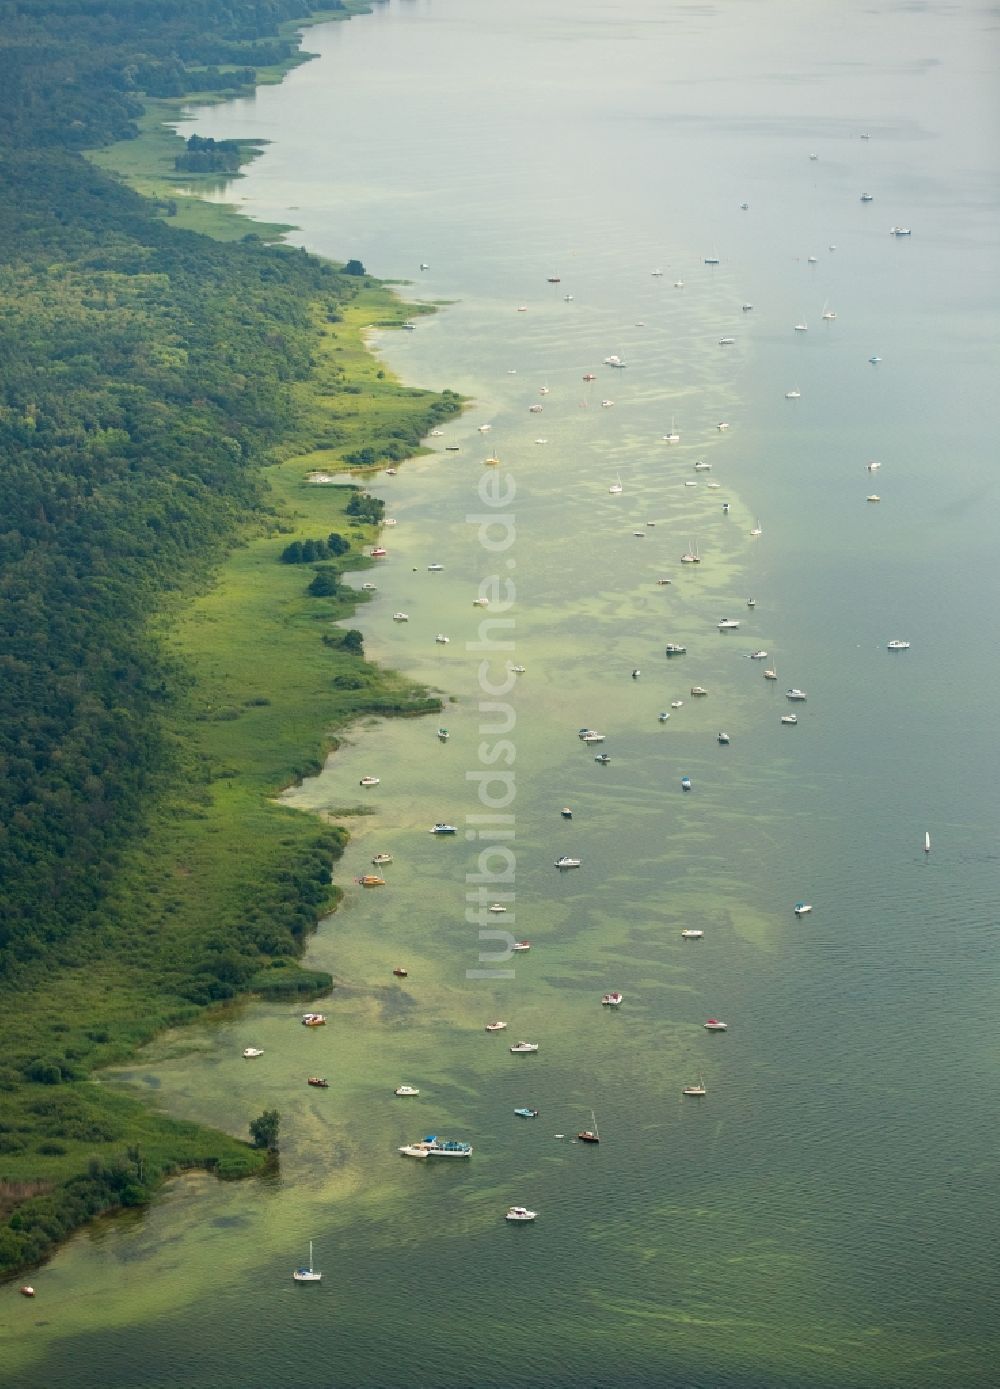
[6,2,1000,1386]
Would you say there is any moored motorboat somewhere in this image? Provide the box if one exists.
[485,1020,508,1032]
[487,902,508,913]
[780,714,798,725]
[682,1078,707,1097]
[437,727,450,740]
[372,852,392,864]
[690,686,708,697]
[887,640,911,650]
[307,1077,329,1088]
[601,991,624,1007]
[561,806,573,819]
[717,618,740,630]
[681,928,704,939]
[505,1206,537,1222]
[511,941,531,952]
[359,775,380,787]
[357,874,385,887]
[301,1013,326,1026]
[664,643,687,655]
[749,650,768,660]
[394,1085,420,1096]
[579,728,605,742]
[785,688,808,701]
[717,732,731,745]
[680,776,692,791]
[510,1041,539,1053]
[594,753,611,764]
[555,855,581,869]
[392,612,409,622]
[430,823,458,834]
[242,1047,264,1058]
[794,902,813,916]
[703,1018,728,1031]
[434,634,450,644]
[514,1107,539,1118]
[400,1136,473,1158]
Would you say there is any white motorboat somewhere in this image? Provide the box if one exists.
[578,729,605,743]
[434,634,450,644]
[664,643,686,655]
[670,700,684,709]
[717,618,740,631]
[780,714,798,725]
[394,1085,420,1096]
[430,823,458,834]
[680,928,704,939]
[485,1020,508,1032]
[867,494,881,503]
[861,193,873,201]
[511,941,531,952]
[509,664,526,673]
[794,322,808,332]
[866,461,882,471]
[601,992,624,1007]
[794,902,813,916]
[890,226,912,236]
[505,1206,537,1223]
[555,855,582,869]
[887,639,911,650]
[392,612,409,622]
[749,650,768,660]
[242,1047,264,1059]
[359,776,380,787]
[372,853,392,865]
[510,1041,539,1053]
[785,688,808,701]
[719,336,735,346]
[784,389,801,399]
[703,1018,728,1031]
[716,422,730,432]
[400,1137,473,1158]
[361,582,378,592]
[488,903,508,913]
[604,355,626,368]
[694,460,712,471]
[682,1078,707,1097]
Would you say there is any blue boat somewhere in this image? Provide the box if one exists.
[681,776,692,790]
[514,1107,539,1119]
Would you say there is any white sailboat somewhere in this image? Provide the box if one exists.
[924,831,931,854]
[292,1240,322,1283]
[609,473,623,495]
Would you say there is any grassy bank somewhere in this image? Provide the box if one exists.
[0,2,463,1281]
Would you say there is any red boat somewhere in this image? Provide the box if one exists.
[307,1077,329,1089]
[370,546,387,558]
[703,1018,728,1032]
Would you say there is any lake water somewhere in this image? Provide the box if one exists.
[6,2,1000,1385]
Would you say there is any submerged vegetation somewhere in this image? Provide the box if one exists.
[0,0,459,1278]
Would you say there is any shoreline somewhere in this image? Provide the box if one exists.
[0,2,463,1286]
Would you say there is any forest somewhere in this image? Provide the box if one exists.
[0,0,457,1277]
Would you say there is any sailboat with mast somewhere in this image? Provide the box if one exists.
[292,1241,322,1283]
[577,1110,600,1144]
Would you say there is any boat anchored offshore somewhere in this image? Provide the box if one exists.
[485,1020,508,1032]
[577,1110,601,1143]
[301,1013,326,1026]
[555,855,581,869]
[681,928,704,939]
[430,823,458,834]
[682,1078,707,1097]
[514,1107,539,1119]
[794,902,813,916]
[510,1041,539,1054]
[505,1206,537,1222]
[601,991,624,1007]
[399,1136,474,1158]
[786,688,808,702]
[307,1077,329,1089]
[703,1018,728,1032]
[780,714,798,725]
[887,640,911,650]
[292,1241,322,1284]
[394,1085,420,1096]
[242,1047,264,1058]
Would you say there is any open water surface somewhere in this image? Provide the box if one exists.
[5,2,1000,1385]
